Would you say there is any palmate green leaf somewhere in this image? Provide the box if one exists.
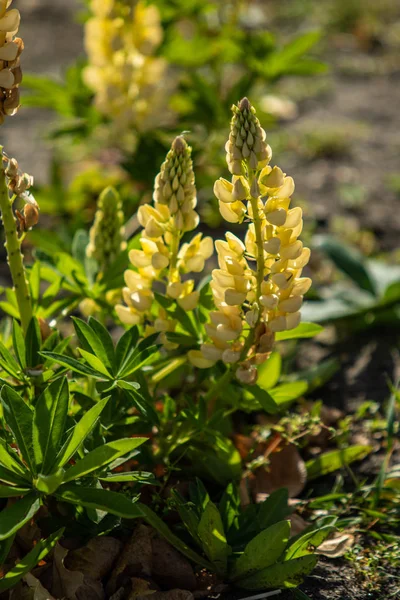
[118,343,159,379]
[275,323,323,341]
[0,301,19,319]
[62,437,147,483]
[0,528,64,592]
[314,236,377,296]
[41,351,105,378]
[306,445,373,480]
[72,317,114,374]
[237,555,318,590]
[0,485,30,497]
[0,493,41,541]
[198,501,228,576]
[32,377,69,474]
[78,348,112,378]
[12,320,26,370]
[0,441,27,478]
[231,521,290,580]
[124,388,159,425]
[52,396,110,470]
[1,385,36,475]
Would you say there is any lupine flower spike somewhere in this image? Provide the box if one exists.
[87,186,127,272]
[84,0,175,146]
[0,0,23,123]
[116,136,213,348]
[189,98,311,384]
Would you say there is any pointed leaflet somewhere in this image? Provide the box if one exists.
[55,484,144,518]
[0,485,30,497]
[0,339,20,379]
[1,385,36,474]
[0,465,29,487]
[12,319,26,369]
[78,348,112,378]
[115,326,139,372]
[25,317,42,368]
[62,437,147,483]
[72,317,114,374]
[198,501,228,576]
[237,555,318,590]
[88,317,116,370]
[275,323,323,341]
[231,521,290,580]
[0,493,41,541]
[33,377,69,474]
[0,441,28,478]
[0,528,64,592]
[257,488,290,530]
[40,352,107,378]
[52,396,110,470]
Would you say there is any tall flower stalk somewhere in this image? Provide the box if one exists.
[116,136,213,347]
[190,98,311,385]
[0,151,36,333]
[0,3,33,333]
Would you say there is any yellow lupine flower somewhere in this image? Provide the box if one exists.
[116,137,213,347]
[197,98,311,384]
[84,0,176,147]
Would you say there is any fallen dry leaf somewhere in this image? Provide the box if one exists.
[151,536,196,591]
[64,536,122,580]
[24,573,56,600]
[251,443,307,500]
[51,543,104,600]
[106,525,153,595]
[316,532,355,557]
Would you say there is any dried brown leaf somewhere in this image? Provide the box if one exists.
[64,537,122,580]
[316,533,355,557]
[251,443,307,500]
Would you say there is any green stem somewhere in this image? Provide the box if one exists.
[240,169,265,359]
[0,150,32,334]
[168,229,181,280]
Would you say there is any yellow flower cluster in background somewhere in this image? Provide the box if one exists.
[116,136,213,348]
[0,0,24,124]
[190,98,311,384]
[84,0,176,147]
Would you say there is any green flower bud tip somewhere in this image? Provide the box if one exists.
[87,186,126,269]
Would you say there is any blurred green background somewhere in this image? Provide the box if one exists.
[2,0,400,299]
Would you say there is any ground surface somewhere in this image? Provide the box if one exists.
[1,2,400,600]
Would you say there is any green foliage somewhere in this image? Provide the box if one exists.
[303,236,400,331]
[168,483,328,589]
[0,376,148,540]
